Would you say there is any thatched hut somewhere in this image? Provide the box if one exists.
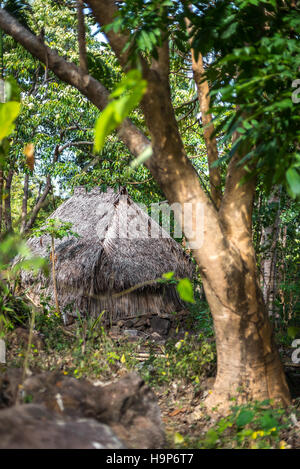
[21,186,194,322]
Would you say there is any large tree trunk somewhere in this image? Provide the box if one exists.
[202,266,290,410]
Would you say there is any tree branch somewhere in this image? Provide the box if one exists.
[20,173,29,234]
[86,0,130,67]
[58,140,93,153]
[23,144,61,233]
[219,132,256,259]
[76,0,88,73]
[185,17,222,209]
[0,7,149,159]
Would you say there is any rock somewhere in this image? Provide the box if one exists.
[0,340,5,364]
[124,319,134,328]
[110,325,120,335]
[0,369,165,449]
[150,332,162,340]
[150,317,170,336]
[123,329,139,337]
[133,319,147,329]
[0,368,22,409]
[149,332,165,345]
[0,404,125,449]
[95,373,164,449]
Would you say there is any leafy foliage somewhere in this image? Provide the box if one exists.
[94,69,147,153]
[32,218,79,241]
[2,0,32,29]
[104,0,185,62]
[187,0,300,197]
[0,234,45,336]
[198,400,295,449]
[140,332,215,386]
[106,1,300,197]
[0,76,21,164]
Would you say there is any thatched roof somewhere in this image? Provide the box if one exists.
[21,186,194,318]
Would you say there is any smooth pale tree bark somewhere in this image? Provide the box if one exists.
[190,52,222,209]
[261,187,281,317]
[0,6,291,409]
[185,17,222,209]
[206,152,288,407]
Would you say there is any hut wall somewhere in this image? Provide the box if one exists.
[51,285,185,320]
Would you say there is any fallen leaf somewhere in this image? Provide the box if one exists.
[169,408,187,417]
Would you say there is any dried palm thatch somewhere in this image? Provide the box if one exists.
[21,186,194,321]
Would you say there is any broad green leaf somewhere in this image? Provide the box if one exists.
[236,409,255,427]
[286,168,300,197]
[259,412,279,431]
[94,70,147,153]
[162,271,175,280]
[4,76,21,102]
[140,30,152,51]
[94,105,119,153]
[204,429,219,448]
[0,101,21,142]
[177,278,195,303]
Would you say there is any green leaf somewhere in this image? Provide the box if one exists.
[94,70,147,153]
[4,76,21,102]
[0,101,21,142]
[221,22,238,40]
[162,271,175,280]
[130,145,153,169]
[236,410,255,427]
[94,105,119,153]
[204,429,219,448]
[140,30,152,51]
[174,432,184,444]
[287,326,300,339]
[259,412,279,431]
[177,278,195,303]
[286,168,300,197]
